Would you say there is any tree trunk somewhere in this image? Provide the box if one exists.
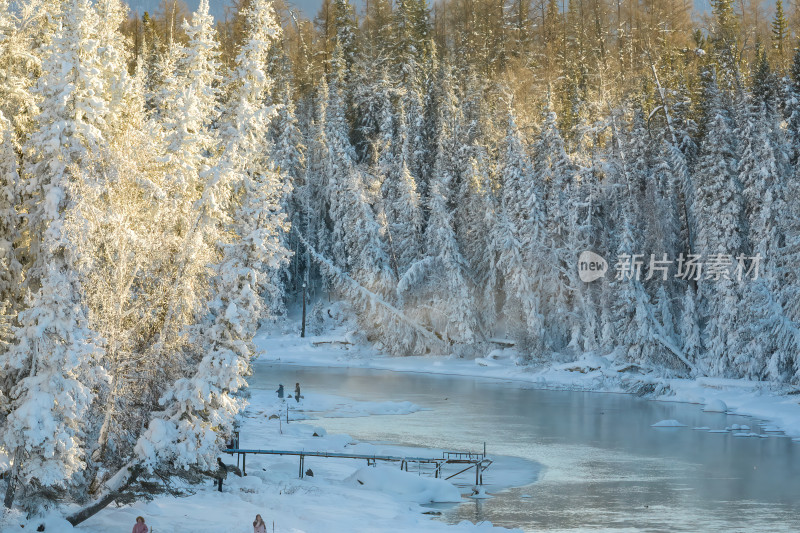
[66,464,142,526]
[3,468,16,509]
[3,449,21,509]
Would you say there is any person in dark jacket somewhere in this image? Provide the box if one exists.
[276,384,284,398]
[294,382,301,402]
[216,457,228,492]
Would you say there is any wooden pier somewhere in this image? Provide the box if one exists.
[225,445,493,484]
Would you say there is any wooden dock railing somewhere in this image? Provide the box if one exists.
[224,444,493,484]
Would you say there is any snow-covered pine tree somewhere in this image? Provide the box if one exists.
[156,0,220,179]
[2,266,101,511]
[623,109,651,244]
[382,105,421,278]
[652,140,687,265]
[324,53,395,297]
[196,0,289,322]
[693,68,743,376]
[456,152,499,335]
[611,206,652,365]
[417,141,479,348]
[0,110,20,446]
[135,0,289,475]
[272,76,305,196]
[3,0,107,509]
[353,63,394,171]
[140,11,163,110]
[751,44,778,116]
[331,0,358,72]
[180,0,220,129]
[784,44,800,166]
[680,284,702,367]
[326,44,359,270]
[399,70,479,350]
[497,106,545,356]
[146,36,183,123]
[670,78,699,164]
[564,160,599,353]
[709,0,741,94]
[418,47,442,199]
[736,83,798,379]
[0,0,37,141]
[535,98,575,351]
[393,0,422,87]
[391,0,432,179]
[656,286,676,346]
[95,0,129,131]
[0,112,21,311]
[326,45,357,166]
[304,79,334,266]
[271,74,307,296]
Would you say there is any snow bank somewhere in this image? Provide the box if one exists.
[651,419,687,427]
[1,511,73,533]
[470,487,492,499]
[725,424,750,431]
[703,399,728,412]
[346,465,462,503]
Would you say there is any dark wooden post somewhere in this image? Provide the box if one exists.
[301,282,307,338]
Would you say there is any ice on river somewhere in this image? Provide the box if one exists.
[346,465,462,503]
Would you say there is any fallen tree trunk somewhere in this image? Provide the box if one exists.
[66,463,142,526]
[297,233,446,350]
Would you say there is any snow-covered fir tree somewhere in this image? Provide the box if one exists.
[2,0,107,509]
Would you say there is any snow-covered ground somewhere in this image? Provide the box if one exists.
[1,358,524,533]
[67,389,519,533]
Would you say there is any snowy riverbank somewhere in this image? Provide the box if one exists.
[1,347,528,533]
[67,389,523,533]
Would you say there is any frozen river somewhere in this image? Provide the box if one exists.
[251,363,800,532]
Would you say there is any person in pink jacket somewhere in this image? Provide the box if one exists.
[253,514,267,533]
[132,516,148,533]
